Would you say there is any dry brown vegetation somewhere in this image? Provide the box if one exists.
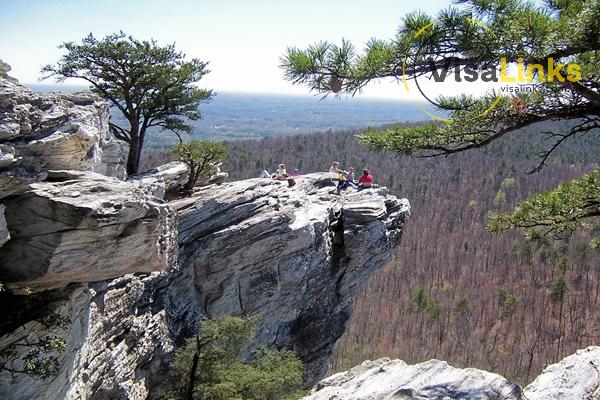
[142,122,600,385]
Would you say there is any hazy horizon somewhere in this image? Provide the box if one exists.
[1,0,452,100]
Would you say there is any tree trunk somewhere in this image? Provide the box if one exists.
[126,139,140,175]
[126,121,142,175]
[186,335,202,400]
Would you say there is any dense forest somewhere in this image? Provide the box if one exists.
[141,122,600,385]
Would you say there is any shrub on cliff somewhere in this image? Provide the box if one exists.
[169,140,228,193]
[42,31,213,175]
[166,316,304,400]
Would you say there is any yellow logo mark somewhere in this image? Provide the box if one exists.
[402,17,581,123]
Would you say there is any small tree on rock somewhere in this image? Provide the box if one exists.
[42,32,213,175]
[166,316,304,400]
[170,140,228,193]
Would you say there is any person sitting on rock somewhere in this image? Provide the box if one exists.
[346,166,358,189]
[335,168,351,194]
[274,164,288,180]
[358,169,373,190]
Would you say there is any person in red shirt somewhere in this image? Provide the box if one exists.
[358,169,373,190]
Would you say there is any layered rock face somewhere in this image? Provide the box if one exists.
[524,346,600,400]
[0,170,178,292]
[0,60,126,201]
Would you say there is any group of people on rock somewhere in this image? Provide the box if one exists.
[328,161,373,194]
[258,161,374,194]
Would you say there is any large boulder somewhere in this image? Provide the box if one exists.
[305,358,522,400]
[0,77,109,170]
[524,346,600,400]
[0,170,178,292]
[128,161,190,199]
[94,138,127,180]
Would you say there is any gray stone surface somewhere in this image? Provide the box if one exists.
[94,138,127,180]
[168,174,410,387]
[0,273,173,400]
[524,346,600,400]
[0,171,178,292]
[305,358,523,400]
[0,76,108,170]
[0,59,18,83]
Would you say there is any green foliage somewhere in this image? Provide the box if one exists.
[170,140,228,192]
[488,170,600,243]
[410,286,443,320]
[498,288,519,315]
[454,297,471,315]
[549,277,569,302]
[501,177,516,189]
[42,31,213,174]
[410,285,430,311]
[282,0,600,242]
[441,281,454,293]
[493,189,507,206]
[166,316,303,400]
[426,300,443,321]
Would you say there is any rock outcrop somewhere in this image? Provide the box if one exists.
[524,346,600,400]
[0,170,178,292]
[0,173,409,399]
[0,61,410,399]
[0,76,109,172]
[128,161,190,199]
[169,174,409,385]
[0,59,126,204]
[0,204,8,247]
[305,358,523,400]
[306,346,600,400]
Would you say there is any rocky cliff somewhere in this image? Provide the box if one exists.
[306,346,600,400]
[0,64,410,399]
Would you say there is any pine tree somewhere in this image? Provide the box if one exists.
[42,32,213,175]
[282,0,600,243]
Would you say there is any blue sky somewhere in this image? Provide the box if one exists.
[0,0,452,99]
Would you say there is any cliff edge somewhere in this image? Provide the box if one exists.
[0,63,410,399]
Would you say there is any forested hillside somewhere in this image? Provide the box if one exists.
[142,122,600,385]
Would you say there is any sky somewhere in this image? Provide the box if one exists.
[0,0,455,100]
